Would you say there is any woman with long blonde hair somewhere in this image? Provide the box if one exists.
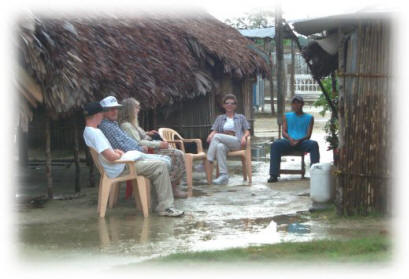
[119,97,187,198]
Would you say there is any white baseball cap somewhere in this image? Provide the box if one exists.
[100,96,123,109]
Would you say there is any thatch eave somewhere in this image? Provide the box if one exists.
[18,12,269,118]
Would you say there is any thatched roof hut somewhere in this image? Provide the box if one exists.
[17,11,270,195]
[18,11,269,131]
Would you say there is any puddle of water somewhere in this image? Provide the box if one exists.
[14,110,391,270]
[17,195,320,266]
[287,223,311,234]
[17,187,315,265]
[15,127,379,268]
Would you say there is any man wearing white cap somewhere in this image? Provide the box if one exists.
[98,96,171,166]
[97,96,183,217]
[98,96,145,152]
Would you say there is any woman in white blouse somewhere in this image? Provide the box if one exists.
[206,94,250,185]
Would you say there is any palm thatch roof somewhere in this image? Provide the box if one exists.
[18,11,269,125]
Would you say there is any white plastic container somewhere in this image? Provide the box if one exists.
[310,162,335,203]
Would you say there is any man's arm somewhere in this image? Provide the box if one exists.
[101,148,123,162]
[282,117,296,144]
[282,116,291,141]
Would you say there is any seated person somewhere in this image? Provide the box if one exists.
[98,96,171,165]
[206,93,250,185]
[268,95,320,183]
[119,97,187,198]
[82,102,184,217]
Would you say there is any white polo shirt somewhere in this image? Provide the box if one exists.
[83,126,125,178]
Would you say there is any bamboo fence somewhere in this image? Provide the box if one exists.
[337,19,391,215]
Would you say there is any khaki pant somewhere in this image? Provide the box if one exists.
[207,133,241,175]
[132,159,174,212]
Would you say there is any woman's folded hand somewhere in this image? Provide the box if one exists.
[207,134,213,143]
[240,137,247,147]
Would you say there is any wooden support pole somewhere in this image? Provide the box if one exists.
[290,39,296,98]
[18,126,28,167]
[85,146,96,188]
[73,114,81,193]
[267,38,276,116]
[275,4,285,132]
[45,112,53,199]
[262,39,267,113]
[330,71,339,165]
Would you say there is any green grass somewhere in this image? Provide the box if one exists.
[309,205,387,224]
[141,236,390,265]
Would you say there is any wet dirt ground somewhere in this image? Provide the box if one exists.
[15,106,389,269]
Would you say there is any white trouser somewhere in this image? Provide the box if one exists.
[207,133,241,175]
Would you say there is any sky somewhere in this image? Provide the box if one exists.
[9,0,399,23]
[202,0,396,22]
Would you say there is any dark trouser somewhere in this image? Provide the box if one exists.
[269,139,320,177]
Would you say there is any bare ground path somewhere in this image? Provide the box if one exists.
[15,106,389,269]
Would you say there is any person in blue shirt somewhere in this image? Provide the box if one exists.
[268,95,320,183]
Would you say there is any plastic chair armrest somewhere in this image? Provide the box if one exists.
[165,140,185,152]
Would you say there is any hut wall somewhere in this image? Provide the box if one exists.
[216,76,254,131]
[216,76,245,114]
[27,108,86,157]
[152,75,255,145]
[26,74,256,154]
[242,77,255,134]
[336,19,391,215]
[154,93,215,144]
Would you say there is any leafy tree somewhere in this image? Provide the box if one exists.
[224,10,275,29]
[313,77,339,151]
[313,78,338,116]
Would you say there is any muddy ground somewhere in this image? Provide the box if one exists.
[15,105,389,269]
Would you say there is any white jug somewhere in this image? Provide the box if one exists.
[310,162,335,203]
